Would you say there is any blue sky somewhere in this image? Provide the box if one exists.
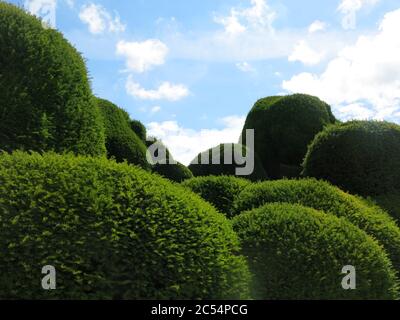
[14,0,400,163]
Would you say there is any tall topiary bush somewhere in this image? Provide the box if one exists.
[0,151,250,299]
[188,143,268,181]
[0,2,105,155]
[97,98,149,169]
[182,176,251,217]
[302,120,400,196]
[241,94,336,179]
[130,119,147,142]
[233,179,400,273]
[232,203,399,299]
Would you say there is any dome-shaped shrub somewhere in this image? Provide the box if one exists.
[233,179,400,273]
[241,94,336,179]
[97,98,149,169]
[153,162,193,182]
[0,151,250,299]
[302,120,400,196]
[0,2,105,156]
[188,143,268,181]
[182,176,251,217]
[232,203,399,299]
[130,119,147,142]
[145,139,192,182]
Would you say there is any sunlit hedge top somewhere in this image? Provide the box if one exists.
[0,2,105,156]
[0,151,250,299]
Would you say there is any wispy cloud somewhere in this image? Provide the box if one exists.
[283,8,400,122]
[126,76,189,102]
[79,3,125,34]
[147,115,245,165]
[337,0,380,30]
[288,40,325,66]
[308,20,327,33]
[116,39,169,73]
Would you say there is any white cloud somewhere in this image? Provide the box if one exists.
[236,61,255,73]
[116,39,169,73]
[308,20,327,33]
[150,106,161,114]
[126,76,189,102]
[79,3,125,34]
[214,0,276,36]
[283,8,400,122]
[337,0,379,30]
[147,115,245,165]
[24,0,57,28]
[288,40,324,66]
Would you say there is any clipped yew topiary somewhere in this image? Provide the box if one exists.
[130,119,147,142]
[188,143,268,181]
[241,94,336,179]
[153,162,193,183]
[0,2,105,156]
[233,179,400,273]
[0,151,250,299]
[97,98,149,169]
[182,176,251,217]
[302,120,400,196]
[232,203,399,299]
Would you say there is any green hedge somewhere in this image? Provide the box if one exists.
[97,98,149,169]
[302,120,400,196]
[233,179,400,273]
[130,119,147,142]
[182,176,251,217]
[0,152,250,299]
[153,162,193,183]
[241,94,336,179]
[232,203,399,299]
[188,143,268,181]
[0,2,105,156]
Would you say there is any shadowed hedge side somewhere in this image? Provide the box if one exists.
[233,179,400,273]
[232,203,399,299]
[241,94,336,179]
[96,98,149,169]
[182,176,251,217]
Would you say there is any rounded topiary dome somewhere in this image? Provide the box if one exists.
[182,176,251,217]
[97,98,149,169]
[302,120,400,196]
[232,203,399,299]
[130,119,147,142]
[233,179,400,273]
[153,162,193,182]
[0,151,250,299]
[241,94,336,179]
[0,2,105,156]
[188,143,268,181]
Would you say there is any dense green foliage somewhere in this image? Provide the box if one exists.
[0,152,250,299]
[233,179,400,272]
[0,2,105,156]
[370,192,400,223]
[129,120,147,142]
[97,98,148,169]
[302,120,400,196]
[241,94,336,179]
[182,176,251,217]
[188,143,268,181]
[232,203,399,299]
[153,162,193,182]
